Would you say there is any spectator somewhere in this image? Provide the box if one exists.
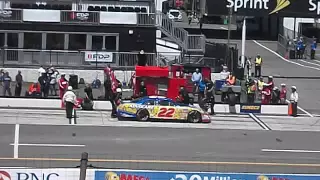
[226,72,236,85]
[26,81,41,97]
[38,66,46,77]
[84,83,94,101]
[192,68,202,93]
[15,70,23,97]
[220,65,230,79]
[280,83,287,104]
[38,72,50,97]
[49,69,59,96]
[2,72,12,96]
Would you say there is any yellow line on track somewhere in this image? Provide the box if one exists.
[0,157,319,167]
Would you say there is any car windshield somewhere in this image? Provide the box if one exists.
[131,97,146,103]
[170,12,180,17]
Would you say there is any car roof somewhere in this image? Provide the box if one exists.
[169,9,180,12]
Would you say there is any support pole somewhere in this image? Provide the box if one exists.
[293,17,296,39]
[241,17,246,68]
[79,152,88,180]
[226,7,232,69]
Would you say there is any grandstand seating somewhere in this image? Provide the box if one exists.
[10,3,148,13]
[11,3,72,10]
[87,6,147,12]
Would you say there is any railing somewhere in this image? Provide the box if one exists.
[0,49,183,68]
[155,11,206,53]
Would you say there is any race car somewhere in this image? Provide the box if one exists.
[117,96,211,123]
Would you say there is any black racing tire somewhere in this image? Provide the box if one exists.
[187,110,202,123]
[136,109,150,121]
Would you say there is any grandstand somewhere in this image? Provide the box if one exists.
[0,0,205,69]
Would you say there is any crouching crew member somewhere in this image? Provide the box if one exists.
[63,86,77,121]
[177,86,190,104]
[111,87,122,118]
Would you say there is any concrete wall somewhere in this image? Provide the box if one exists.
[4,68,224,84]
[4,68,134,84]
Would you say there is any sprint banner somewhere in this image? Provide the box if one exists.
[207,0,320,17]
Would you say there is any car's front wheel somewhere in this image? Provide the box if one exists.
[187,111,202,123]
[136,109,150,121]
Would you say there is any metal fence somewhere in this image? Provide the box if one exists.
[0,49,183,68]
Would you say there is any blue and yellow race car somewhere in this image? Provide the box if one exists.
[117,96,211,123]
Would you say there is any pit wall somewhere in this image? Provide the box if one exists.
[3,68,223,84]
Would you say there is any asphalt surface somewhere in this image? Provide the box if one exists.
[1,123,320,173]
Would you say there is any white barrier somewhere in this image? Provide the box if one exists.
[0,98,288,115]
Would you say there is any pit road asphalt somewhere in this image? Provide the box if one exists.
[1,108,320,173]
[1,124,320,173]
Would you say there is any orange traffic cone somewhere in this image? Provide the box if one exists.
[288,103,292,116]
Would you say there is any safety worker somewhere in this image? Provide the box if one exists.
[205,78,215,115]
[311,39,317,60]
[257,77,264,101]
[255,54,262,77]
[139,81,148,97]
[290,86,298,117]
[63,86,77,121]
[247,79,256,104]
[280,83,287,104]
[58,73,68,99]
[226,72,236,85]
[192,68,202,94]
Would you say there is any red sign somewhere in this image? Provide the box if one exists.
[120,174,150,180]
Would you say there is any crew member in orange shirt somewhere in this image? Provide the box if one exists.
[226,72,236,85]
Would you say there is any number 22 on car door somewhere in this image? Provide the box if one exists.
[157,107,176,118]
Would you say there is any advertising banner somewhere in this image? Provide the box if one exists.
[95,170,320,180]
[0,9,21,21]
[0,168,94,180]
[63,11,97,23]
[84,51,113,63]
[207,0,320,17]
[23,9,60,22]
[240,104,261,114]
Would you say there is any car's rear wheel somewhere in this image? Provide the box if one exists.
[136,109,150,121]
[187,111,202,123]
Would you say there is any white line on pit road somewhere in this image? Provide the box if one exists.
[249,113,271,130]
[262,149,320,153]
[220,27,228,30]
[299,59,320,67]
[14,124,20,159]
[10,143,85,147]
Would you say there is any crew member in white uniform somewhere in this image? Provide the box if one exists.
[289,86,299,117]
[63,86,77,120]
